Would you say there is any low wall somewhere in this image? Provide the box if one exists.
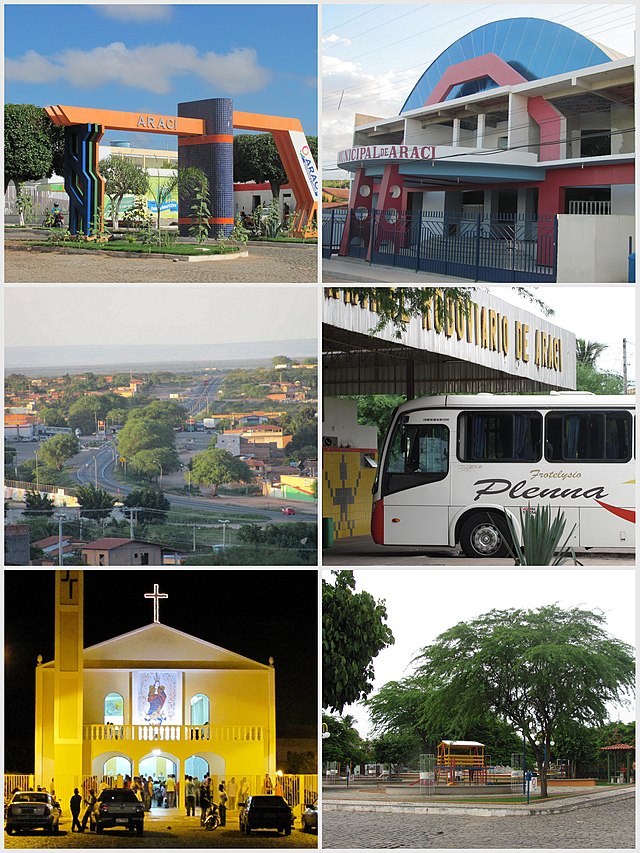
[557,214,634,282]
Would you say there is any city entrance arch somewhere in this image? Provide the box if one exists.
[45,98,318,238]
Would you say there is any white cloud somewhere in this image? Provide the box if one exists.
[322,33,352,48]
[322,54,416,175]
[6,42,271,96]
[97,5,173,22]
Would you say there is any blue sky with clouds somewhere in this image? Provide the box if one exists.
[5,4,318,148]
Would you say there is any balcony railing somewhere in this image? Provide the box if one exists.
[568,200,611,215]
[84,724,263,742]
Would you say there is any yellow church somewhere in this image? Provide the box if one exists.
[35,572,276,806]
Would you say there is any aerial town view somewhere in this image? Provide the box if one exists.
[5,286,318,567]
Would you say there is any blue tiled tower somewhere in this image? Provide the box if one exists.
[177,98,234,237]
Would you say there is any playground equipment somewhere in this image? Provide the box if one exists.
[44,102,318,239]
[435,740,488,786]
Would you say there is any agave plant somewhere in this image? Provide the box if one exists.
[500,505,581,566]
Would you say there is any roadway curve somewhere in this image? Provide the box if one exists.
[75,445,310,523]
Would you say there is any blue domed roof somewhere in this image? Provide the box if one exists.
[401,18,617,113]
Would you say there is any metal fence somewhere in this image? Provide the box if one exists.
[324,208,558,282]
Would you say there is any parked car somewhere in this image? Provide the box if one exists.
[281,506,296,515]
[93,789,144,835]
[238,795,293,835]
[5,791,61,835]
[301,799,318,833]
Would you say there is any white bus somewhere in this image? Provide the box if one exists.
[371,393,635,558]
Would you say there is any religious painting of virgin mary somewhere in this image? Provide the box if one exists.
[133,670,181,725]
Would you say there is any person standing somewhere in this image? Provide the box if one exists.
[184,776,196,816]
[262,773,273,795]
[81,789,96,832]
[199,779,210,825]
[70,788,82,832]
[165,774,176,808]
[217,783,228,827]
[227,777,238,810]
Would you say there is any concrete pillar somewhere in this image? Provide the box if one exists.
[452,118,461,147]
[476,113,486,148]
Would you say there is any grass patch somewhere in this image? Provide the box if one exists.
[27,240,241,256]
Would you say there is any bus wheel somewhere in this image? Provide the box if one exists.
[460,513,511,558]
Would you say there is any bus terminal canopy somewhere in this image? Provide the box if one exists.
[323,288,576,397]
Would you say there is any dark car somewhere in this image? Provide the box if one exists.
[5,792,61,835]
[94,788,144,835]
[239,795,293,835]
[301,799,318,833]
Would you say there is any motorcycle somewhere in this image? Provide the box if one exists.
[43,209,65,228]
[203,802,219,830]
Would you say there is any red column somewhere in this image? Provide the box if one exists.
[367,163,402,261]
[338,167,373,256]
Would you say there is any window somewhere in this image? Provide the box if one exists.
[104,692,124,725]
[190,693,210,726]
[459,412,541,461]
[545,411,632,462]
[383,419,449,495]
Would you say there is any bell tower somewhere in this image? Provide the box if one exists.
[52,570,84,793]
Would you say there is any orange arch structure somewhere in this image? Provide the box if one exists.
[45,103,318,237]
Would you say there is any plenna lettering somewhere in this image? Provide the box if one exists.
[473,478,608,503]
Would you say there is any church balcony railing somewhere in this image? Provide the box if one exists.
[84,724,264,743]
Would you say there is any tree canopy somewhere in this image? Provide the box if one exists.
[189,448,253,495]
[101,155,149,228]
[75,484,115,521]
[414,605,635,797]
[234,134,318,199]
[38,433,80,471]
[5,104,64,193]
[124,487,170,525]
[322,713,370,767]
[322,570,395,713]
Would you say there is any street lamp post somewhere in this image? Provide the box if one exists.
[93,454,98,488]
[218,519,230,547]
[58,514,67,567]
[35,450,40,490]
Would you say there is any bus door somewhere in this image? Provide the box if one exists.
[380,413,452,546]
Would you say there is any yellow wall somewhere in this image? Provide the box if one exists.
[322,448,377,539]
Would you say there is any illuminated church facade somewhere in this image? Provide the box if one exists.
[35,573,276,804]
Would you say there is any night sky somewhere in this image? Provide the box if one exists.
[4,570,318,771]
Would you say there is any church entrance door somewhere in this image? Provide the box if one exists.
[139,755,178,785]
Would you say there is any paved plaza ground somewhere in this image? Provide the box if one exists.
[4,243,317,283]
[4,809,317,849]
[322,791,634,848]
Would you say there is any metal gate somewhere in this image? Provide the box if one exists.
[340,208,557,282]
[322,208,347,258]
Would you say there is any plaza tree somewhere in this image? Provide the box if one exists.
[574,339,624,394]
[234,134,318,199]
[371,731,422,776]
[75,484,116,521]
[189,448,253,496]
[322,713,370,769]
[322,570,395,713]
[100,155,149,229]
[414,605,635,798]
[38,433,80,471]
[4,104,64,193]
[146,166,209,235]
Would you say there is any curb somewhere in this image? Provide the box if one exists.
[323,786,634,818]
[5,244,248,262]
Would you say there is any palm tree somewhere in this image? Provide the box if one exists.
[576,338,607,368]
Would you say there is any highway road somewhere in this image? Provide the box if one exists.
[75,445,312,523]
